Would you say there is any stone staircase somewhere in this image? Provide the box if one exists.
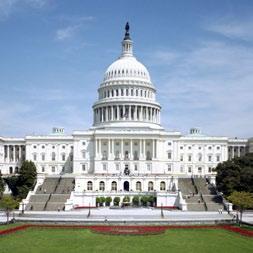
[26,177,75,211]
[179,177,224,211]
[178,178,197,195]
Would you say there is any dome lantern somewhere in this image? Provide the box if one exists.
[121,22,133,57]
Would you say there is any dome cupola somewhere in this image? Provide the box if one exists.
[92,23,162,130]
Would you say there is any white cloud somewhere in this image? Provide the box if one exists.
[0,0,49,19]
[205,18,253,41]
[54,15,95,41]
[55,25,79,41]
[150,39,253,137]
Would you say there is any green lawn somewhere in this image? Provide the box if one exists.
[0,227,252,253]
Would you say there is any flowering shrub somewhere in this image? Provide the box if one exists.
[0,224,252,237]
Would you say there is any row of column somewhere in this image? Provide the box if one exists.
[99,87,154,99]
[94,105,160,124]
[95,139,157,160]
[4,145,25,163]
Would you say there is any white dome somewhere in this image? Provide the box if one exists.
[104,56,151,82]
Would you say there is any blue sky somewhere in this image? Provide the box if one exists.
[0,0,252,138]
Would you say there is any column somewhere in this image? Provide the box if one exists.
[121,139,124,159]
[134,106,137,121]
[155,140,157,159]
[111,106,113,121]
[123,105,125,120]
[238,146,240,157]
[140,106,143,121]
[112,139,115,159]
[6,145,9,162]
[130,139,133,159]
[152,140,155,159]
[129,105,131,120]
[232,146,234,159]
[143,140,146,159]
[19,146,21,161]
[13,146,16,162]
[117,106,120,120]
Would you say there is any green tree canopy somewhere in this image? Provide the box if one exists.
[228,191,253,225]
[0,196,19,223]
[216,153,253,196]
[0,172,5,198]
[5,160,37,199]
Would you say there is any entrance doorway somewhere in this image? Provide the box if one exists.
[124,181,129,191]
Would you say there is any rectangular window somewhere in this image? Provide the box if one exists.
[62,154,65,161]
[134,164,138,171]
[208,167,212,173]
[188,155,192,162]
[198,167,202,173]
[180,166,184,173]
[52,166,55,173]
[41,154,45,161]
[41,166,45,173]
[168,152,172,159]
[180,155,184,162]
[167,164,172,172]
[188,166,192,173]
[208,155,212,162]
[103,164,107,171]
[147,164,151,171]
[82,164,86,171]
[33,154,37,161]
[216,155,220,162]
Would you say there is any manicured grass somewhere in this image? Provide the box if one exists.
[0,227,252,253]
[0,223,23,231]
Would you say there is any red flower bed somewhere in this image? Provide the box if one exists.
[0,224,252,237]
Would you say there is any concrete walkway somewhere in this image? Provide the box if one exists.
[8,207,237,224]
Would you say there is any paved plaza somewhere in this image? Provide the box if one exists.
[0,207,249,224]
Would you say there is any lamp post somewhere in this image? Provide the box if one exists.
[87,203,91,218]
[161,203,164,218]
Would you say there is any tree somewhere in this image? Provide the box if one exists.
[96,197,101,207]
[5,160,37,199]
[0,172,5,198]
[141,196,148,206]
[105,197,112,206]
[113,197,120,206]
[215,154,253,196]
[100,197,106,206]
[123,196,130,202]
[228,191,253,226]
[147,195,155,206]
[132,196,139,206]
[0,196,19,223]
[17,160,37,199]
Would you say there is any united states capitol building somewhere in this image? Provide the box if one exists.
[0,24,250,211]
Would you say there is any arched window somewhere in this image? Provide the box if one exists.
[52,152,56,161]
[87,181,93,191]
[148,181,154,191]
[111,181,117,191]
[9,167,13,174]
[136,181,142,191]
[160,181,166,191]
[62,153,66,161]
[15,167,19,173]
[99,181,105,191]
